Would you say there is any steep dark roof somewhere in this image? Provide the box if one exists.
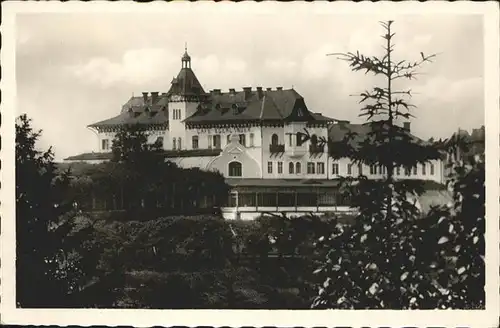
[89,106,169,128]
[184,88,336,125]
[167,67,207,97]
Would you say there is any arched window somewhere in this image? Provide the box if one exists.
[296,162,301,174]
[178,137,182,150]
[289,162,294,174]
[310,134,318,145]
[172,137,177,150]
[155,136,164,147]
[271,133,279,145]
[228,161,242,177]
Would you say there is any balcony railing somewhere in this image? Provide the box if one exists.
[269,144,285,153]
[309,143,324,154]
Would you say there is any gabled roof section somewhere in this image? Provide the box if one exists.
[184,87,334,125]
[284,97,315,122]
[90,93,169,129]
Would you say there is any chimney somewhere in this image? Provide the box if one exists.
[229,88,236,95]
[266,87,272,91]
[142,92,149,104]
[151,92,159,104]
[403,122,411,132]
[211,89,221,95]
[256,87,263,99]
[276,87,283,91]
[243,87,252,100]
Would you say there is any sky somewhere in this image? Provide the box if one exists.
[15,8,484,161]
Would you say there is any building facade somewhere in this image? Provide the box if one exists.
[66,49,446,220]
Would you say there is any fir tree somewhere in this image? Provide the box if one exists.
[308,20,480,309]
[16,114,99,307]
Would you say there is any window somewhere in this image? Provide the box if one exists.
[278,162,283,174]
[102,139,109,151]
[250,133,254,147]
[430,163,435,175]
[317,162,325,174]
[413,165,417,175]
[172,138,177,150]
[228,161,242,177]
[296,162,301,174]
[207,135,212,149]
[239,134,246,146]
[332,163,339,175]
[288,133,293,146]
[347,163,353,175]
[405,167,411,176]
[192,136,199,149]
[289,162,294,174]
[227,134,231,145]
[271,133,279,145]
[422,163,426,175]
[379,165,384,174]
[310,134,318,145]
[267,161,273,174]
[358,163,363,176]
[307,162,315,174]
[178,137,182,150]
[370,164,377,175]
[213,134,221,149]
[396,166,401,175]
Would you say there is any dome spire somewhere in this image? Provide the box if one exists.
[182,42,191,68]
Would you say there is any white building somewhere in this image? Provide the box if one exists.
[66,49,445,220]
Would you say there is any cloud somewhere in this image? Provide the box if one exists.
[68,48,176,87]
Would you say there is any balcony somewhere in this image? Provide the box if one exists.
[286,145,307,158]
[269,144,285,153]
[309,143,324,155]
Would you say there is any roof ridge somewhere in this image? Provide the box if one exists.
[259,94,266,119]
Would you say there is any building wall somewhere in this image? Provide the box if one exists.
[326,157,443,183]
[168,100,198,150]
[261,125,330,179]
[95,128,168,152]
[207,136,262,178]
[185,125,261,151]
[97,131,116,152]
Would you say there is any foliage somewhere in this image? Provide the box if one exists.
[65,125,229,214]
[15,115,101,307]
[310,20,484,309]
[111,124,164,169]
[71,213,341,308]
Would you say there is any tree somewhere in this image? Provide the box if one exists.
[310,21,482,309]
[111,124,164,169]
[16,115,99,307]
